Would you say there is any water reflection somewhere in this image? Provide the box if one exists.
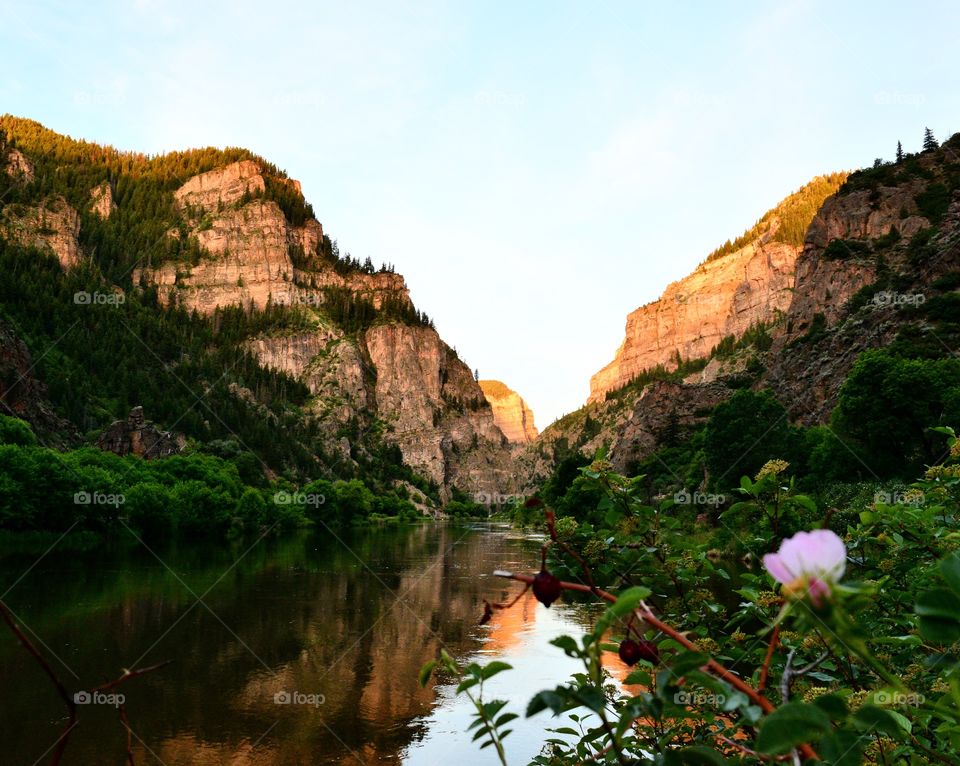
[0,524,602,765]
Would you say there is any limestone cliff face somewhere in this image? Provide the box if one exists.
[4,148,34,182]
[365,325,512,495]
[134,162,407,315]
[0,196,81,269]
[479,380,538,443]
[587,174,848,405]
[89,181,117,219]
[173,159,265,211]
[589,230,797,403]
[785,185,928,332]
[96,406,186,459]
[133,159,514,495]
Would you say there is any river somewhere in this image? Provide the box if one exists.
[0,523,607,765]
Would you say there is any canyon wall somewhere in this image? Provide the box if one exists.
[132,160,514,497]
[479,380,538,444]
[588,225,797,403]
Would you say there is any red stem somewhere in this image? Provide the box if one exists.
[496,571,819,762]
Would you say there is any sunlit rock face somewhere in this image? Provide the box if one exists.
[0,195,81,269]
[588,230,799,404]
[365,324,513,496]
[127,160,517,495]
[479,380,538,444]
[89,181,117,219]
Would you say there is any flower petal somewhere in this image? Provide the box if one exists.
[763,552,794,584]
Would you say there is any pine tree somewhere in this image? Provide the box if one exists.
[896,140,904,163]
[923,127,939,152]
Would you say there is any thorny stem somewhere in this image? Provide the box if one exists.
[493,570,821,762]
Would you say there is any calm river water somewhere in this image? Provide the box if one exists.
[0,523,610,765]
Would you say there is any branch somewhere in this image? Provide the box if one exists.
[0,599,76,765]
[493,570,820,762]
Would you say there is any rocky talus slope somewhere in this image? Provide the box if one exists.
[479,380,538,444]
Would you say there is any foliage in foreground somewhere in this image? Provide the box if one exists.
[423,428,960,765]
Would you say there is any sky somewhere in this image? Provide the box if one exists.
[1,0,958,427]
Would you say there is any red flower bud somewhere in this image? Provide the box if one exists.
[532,568,562,608]
[618,638,659,666]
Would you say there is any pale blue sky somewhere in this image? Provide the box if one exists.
[2,0,957,426]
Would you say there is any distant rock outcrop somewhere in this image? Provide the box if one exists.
[96,406,186,459]
[4,148,34,182]
[0,196,81,269]
[479,380,538,443]
[89,181,117,219]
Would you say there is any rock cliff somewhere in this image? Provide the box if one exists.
[89,181,117,219]
[479,380,538,443]
[766,137,960,423]
[96,406,186,459]
[131,159,513,496]
[0,196,81,269]
[588,175,846,403]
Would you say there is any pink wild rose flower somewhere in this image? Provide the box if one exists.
[763,529,846,606]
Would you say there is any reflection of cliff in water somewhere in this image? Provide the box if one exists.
[0,524,549,765]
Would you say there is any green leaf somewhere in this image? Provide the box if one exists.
[676,746,729,765]
[480,661,513,681]
[812,693,848,720]
[610,585,652,617]
[527,690,566,717]
[571,685,607,713]
[418,660,437,688]
[495,712,518,727]
[941,552,960,597]
[456,678,479,694]
[668,651,711,677]
[755,702,831,755]
[916,588,960,643]
[852,705,911,740]
[819,729,865,766]
[550,635,581,657]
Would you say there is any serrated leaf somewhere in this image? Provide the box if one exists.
[755,702,831,755]
[527,690,566,717]
[480,661,512,681]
